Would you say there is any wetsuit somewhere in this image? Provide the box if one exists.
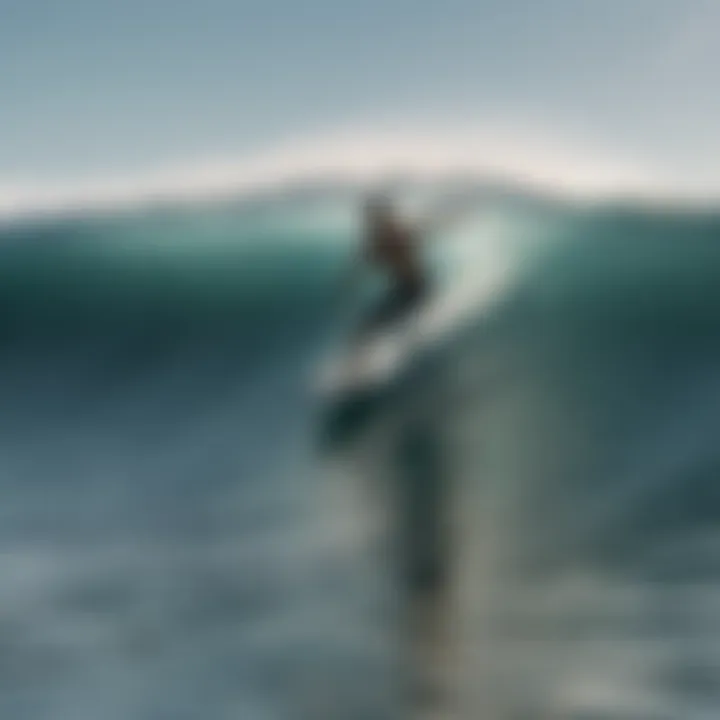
[359,219,430,335]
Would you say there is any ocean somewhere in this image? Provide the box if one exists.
[1,190,719,719]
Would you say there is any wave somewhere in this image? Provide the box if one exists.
[2,187,720,717]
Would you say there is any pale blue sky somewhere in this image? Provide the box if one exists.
[2,0,719,190]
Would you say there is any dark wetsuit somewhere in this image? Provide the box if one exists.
[361,277,428,334]
[359,219,430,335]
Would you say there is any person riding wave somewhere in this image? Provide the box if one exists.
[350,192,472,338]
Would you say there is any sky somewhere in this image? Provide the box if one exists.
[2,0,720,210]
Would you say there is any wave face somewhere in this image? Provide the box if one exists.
[2,195,720,718]
[435,206,720,718]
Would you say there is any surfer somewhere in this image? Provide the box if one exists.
[344,192,473,342]
[355,194,430,338]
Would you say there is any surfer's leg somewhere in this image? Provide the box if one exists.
[371,283,427,330]
[356,289,406,339]
[354,280,430,350]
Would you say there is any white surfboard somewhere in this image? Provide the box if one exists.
[316,274,490,400]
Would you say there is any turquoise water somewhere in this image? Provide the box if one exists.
[1,194,720,718]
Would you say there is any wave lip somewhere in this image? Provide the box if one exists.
[0,126,672,224]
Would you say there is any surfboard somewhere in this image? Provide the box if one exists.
[318,296,434,398]
[315,275,486,451]
[317,271,484,397]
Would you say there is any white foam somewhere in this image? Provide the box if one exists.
[0,124,671,223]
